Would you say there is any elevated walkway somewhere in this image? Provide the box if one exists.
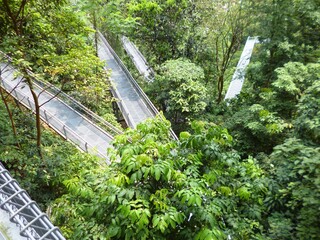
[97,32,158,128]
[98,33,178,140]
[224,36,259,100]
[121,36,154,82]
[0,53,123,161]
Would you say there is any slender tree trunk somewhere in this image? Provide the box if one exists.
[216,33,241,103]
[24,72,43,158]
[0,85,21,148]
[93,11,98,57]
[217,74,224,103]
[3,0,44,159]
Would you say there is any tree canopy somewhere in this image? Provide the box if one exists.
[0,0,319,239]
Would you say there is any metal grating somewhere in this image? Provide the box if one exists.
[0,163,65,240]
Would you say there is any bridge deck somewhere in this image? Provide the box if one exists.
[97,33,155,128]
[0,62,114,160]
[121,36,154,81]
[224,36,259,100]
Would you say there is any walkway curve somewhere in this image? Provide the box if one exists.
[97,32,178,140]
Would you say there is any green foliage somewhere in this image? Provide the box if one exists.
[0,1,116,121]
[79,0,137,35]
[270,62,319,118]
[224,102,289,156]
[1,1,319,240]
[295,80,320,144]
[225,61,319,156]
[265,138,320,239]
[246,0,320,82]
[148,58,208,131]
[126,0,194,63]
[51,116,267,239]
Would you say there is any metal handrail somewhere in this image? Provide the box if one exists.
[98,32,178,140]
[0,50,123,137]
[31,80,116,142]
[121,36,155,81]
[108,81,136,128]
[98,32,158,116]
[0,66,110,162]
[31,76,123,137]
[0,78,108,161]
[0,163,65,240]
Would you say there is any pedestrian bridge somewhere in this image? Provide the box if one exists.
[0,52,122,161]
[224,36,259,100]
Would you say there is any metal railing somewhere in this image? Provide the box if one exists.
[0,77,108,161]
[108,81,136,128]
[0,62,111,161]
[0,163,65,240]
[121,36,155,82]
[31,76,123,137]
[98,32,178,141]
[0,50,123,138]
[99,32,158,116]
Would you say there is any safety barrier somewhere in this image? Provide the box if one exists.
[0,60,111,161]
[98,32,178,141]
[108,82,136,128]
[121,36,154,82]
[0,51,123,138]
[0,163,65,240]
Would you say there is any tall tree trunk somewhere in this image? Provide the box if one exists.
[2,0,55,159]
[93,11,98,57]
[0,85,21,148]
[23,72,43,158]
[217,74,224,103]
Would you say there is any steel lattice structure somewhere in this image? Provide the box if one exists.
[0,163,65,240]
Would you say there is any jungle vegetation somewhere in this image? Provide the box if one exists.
[0,0,319,239]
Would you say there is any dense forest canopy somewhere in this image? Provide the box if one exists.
[0,0,319,239]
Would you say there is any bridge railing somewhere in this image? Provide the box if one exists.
[121,36,155,82]
[98,32,178,141]
[0,64,109,161]
[99,32,158,116]
[32,77,123,137]
[0,163,65,240]
[108,81,136,129]
[0,51,123,138]
[224,36,259,101]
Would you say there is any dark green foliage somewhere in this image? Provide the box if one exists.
[225,62,320,156]
[225,103,289,156]
[245,0,320,89]
[295,80,320,144]
[0,93,102,209]
[126,0,195,63]
[265,138,320,239]
[148,58,208,132]
[51,116,267,239]
[1,0,319,239]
